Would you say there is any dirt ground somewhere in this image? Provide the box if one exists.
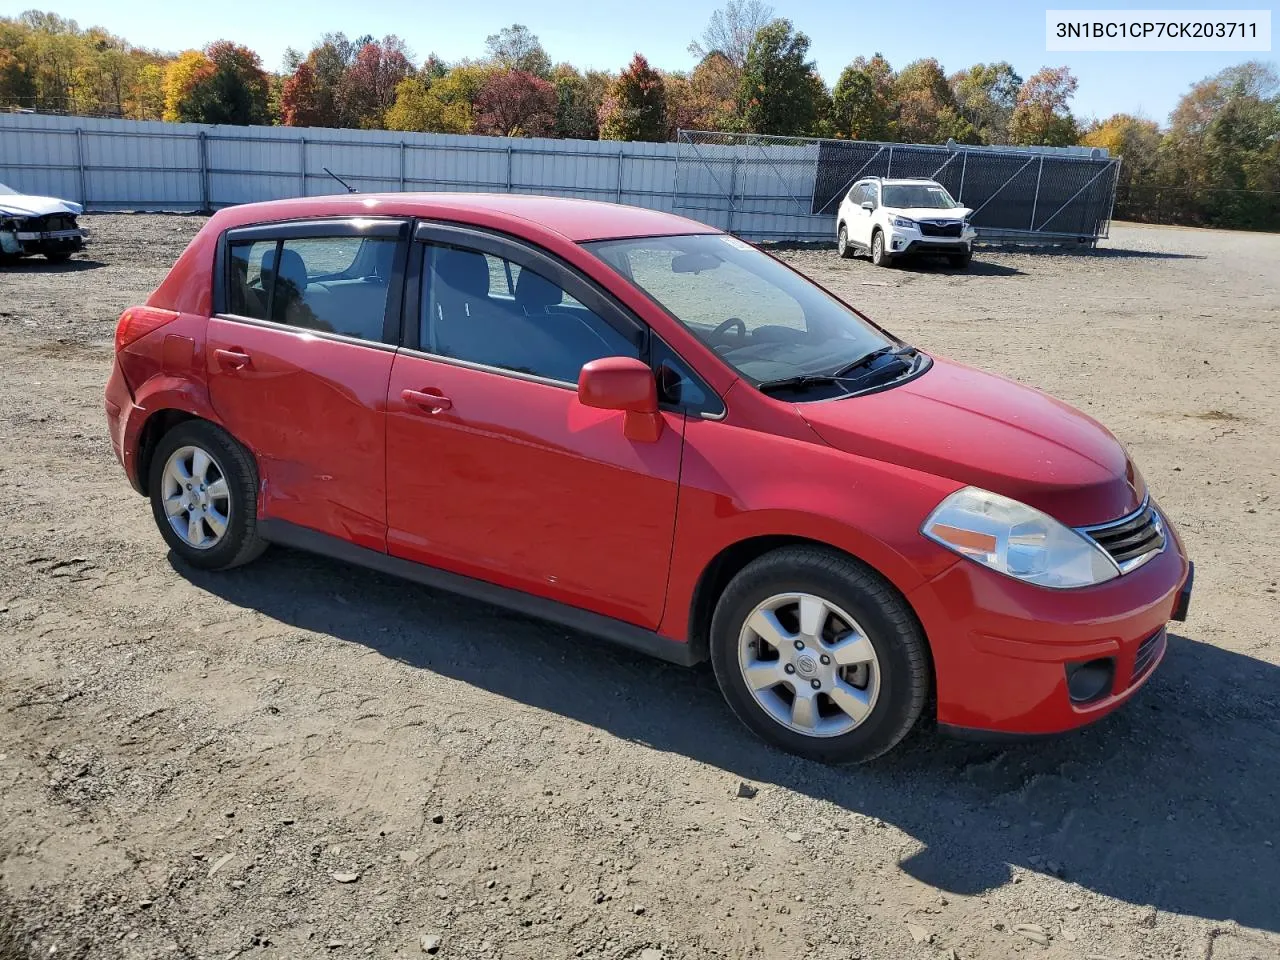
[1,216,1278,960]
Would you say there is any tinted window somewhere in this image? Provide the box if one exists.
[228,240,275,320]
[227,236,397,343]
[420,242,637,383]
[849,184,868,205]
[653,337,720,416]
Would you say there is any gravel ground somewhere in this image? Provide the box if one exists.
[0,215,1278,960]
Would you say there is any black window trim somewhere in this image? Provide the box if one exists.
[213,217,411,348]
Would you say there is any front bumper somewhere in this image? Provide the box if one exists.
[888,225,976,256]
[907,516,1192,736]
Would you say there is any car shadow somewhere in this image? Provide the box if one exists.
[891,258,1023,277]
[0,257,106,272]
[176,547,1280,935]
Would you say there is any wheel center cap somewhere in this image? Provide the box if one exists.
[795,653,819,678]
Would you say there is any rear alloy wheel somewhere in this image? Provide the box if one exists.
[148,420,267,570]
[837,224,854,259]
[710,546,930,763]
[871,230,892,267]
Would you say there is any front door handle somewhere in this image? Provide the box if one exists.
[402,388,452,414]
[214,347,252,370]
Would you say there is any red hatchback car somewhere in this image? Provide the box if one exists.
[105,194,1192,762]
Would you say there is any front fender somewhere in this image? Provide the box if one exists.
[659,417,963,642]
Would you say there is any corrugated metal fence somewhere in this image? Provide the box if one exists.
[0,114,1114,243]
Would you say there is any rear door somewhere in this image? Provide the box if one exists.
[384,223,685,628]
[208,218,409,551]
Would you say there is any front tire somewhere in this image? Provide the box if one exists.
[948,251,972,269]
[837,224,854,259]
[148,420,267,571]
[709,547,930,763]
[870,229,893,267]
[45,251,73,263]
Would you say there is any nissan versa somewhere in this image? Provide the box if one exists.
[104,194,1193,763]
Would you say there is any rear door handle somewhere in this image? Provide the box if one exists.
[214,347,252,370]
[401,388,452,414]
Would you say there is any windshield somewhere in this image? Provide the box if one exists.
[585,234,895,385]
[883,184,959,209]
[0,183,18,196]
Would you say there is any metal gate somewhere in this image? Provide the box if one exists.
[674,130,1121,245]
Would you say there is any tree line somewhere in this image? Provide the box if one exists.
[2,3,1277,229]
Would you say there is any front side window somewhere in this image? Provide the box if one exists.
[226,235,397,342]
[586,234,894,385]
[883,184,959,209]
[420,242,638,383]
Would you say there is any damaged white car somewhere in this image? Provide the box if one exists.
[0,182,88,263]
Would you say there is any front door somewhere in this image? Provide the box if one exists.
[207,219,408,551]
[385,226,684,629]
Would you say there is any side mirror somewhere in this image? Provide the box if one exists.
[578,356,663,442]
[860,200,875,212]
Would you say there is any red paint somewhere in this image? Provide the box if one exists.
[105,193,1191,738]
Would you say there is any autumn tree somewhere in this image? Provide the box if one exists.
[894,57,975,143]
[599,54,667,141]
[737,19,824,136]
[161,42,269,125]
[473,69,556,136]
[950,62,1021,144]
[830,54,895,140]
[1008,66,1079,146]
[688,0,774,70]
[667,51,739,133]
[483,24,551,78]
[339,35,413,129]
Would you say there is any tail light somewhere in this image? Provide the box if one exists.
[115,306,179,353]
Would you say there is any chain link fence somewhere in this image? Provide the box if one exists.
[675,130,1120,244]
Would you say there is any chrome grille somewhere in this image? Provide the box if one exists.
[918,220,963,238]
[1079,498,1165,573]
[1131,627,1166,682]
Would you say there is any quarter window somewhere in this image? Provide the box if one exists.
[420,242,638,383]
[226,235,397,343]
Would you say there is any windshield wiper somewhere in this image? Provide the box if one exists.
[831,344,916,378]
[757,346,919,395]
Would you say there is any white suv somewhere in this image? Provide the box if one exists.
[836,177,976,269]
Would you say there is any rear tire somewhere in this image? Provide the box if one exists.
[147,420,267,571]
[709,546,930,763]
[870,229,893,267]
[837,224,854,259]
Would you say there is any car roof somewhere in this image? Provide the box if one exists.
[857,177,942,186]
[209,192,721,243]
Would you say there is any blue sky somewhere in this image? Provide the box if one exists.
[8,0,1275,124]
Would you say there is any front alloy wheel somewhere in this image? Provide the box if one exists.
[871,231,892,267]
[710,546,930,762]
[738,593,880,737]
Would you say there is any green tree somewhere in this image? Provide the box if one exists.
[950,61,1021,144]
[551,63,609,139]
[599,53,667,142]
[737,18,823,136]
[384,75,472,133]
[484,24,550,78]
[830,53,895,140]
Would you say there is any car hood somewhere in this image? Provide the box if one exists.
[799,356,1145,527]
[0,193,83,218]
[893,207,970,222]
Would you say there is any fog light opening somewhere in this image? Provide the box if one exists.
[1065,658,1114,704]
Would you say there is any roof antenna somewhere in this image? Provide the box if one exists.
[322,167,358,193]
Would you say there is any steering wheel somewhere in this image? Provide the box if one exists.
[711,317,748,345]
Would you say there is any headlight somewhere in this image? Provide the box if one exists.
[891,216,916,229]
[922,487,1118,588]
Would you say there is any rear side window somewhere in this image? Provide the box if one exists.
[225,236,397,343]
